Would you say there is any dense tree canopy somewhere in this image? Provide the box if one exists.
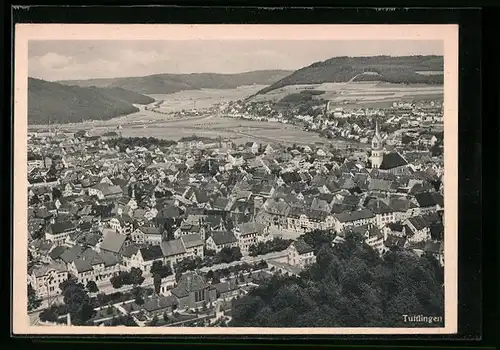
[110,268,145,289]
[107,137,177,153]
[231,233,444,328]
[27,284,42,311]
[59,279,95,325]
[249,237,292,257]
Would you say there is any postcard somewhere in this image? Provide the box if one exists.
[13,24,458,335]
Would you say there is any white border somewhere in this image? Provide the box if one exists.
[13,24,458,335]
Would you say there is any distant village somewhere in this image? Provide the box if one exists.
[26,97,445,327]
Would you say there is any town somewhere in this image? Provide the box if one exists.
[26,97,445,327]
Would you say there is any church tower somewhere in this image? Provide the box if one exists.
[370,119,384,168]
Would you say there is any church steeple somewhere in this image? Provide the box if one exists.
[371,119,383,151]
[370,118,384,169]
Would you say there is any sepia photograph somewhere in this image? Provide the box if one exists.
[13,24,458,335]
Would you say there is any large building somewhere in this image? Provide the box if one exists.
[369,120,409,174]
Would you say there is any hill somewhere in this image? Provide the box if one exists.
[256,55,444,95]
[57,70,293,95]
[28,78,155,125]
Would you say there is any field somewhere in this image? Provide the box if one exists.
[250,81,443,109]
[148,85,267,113]
[91,115,364,148]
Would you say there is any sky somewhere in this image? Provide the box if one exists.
[28,40,443,81]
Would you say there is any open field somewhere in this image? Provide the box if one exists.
[148,85,267,113]
[99,115,365,148]
[249,81,443,109]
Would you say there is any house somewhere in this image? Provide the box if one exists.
[206,231,238,253]
[387,197,420,221]
[234,222,270,256]
[99,229,127,254]
[131,226,164,245]
[130,245,165,273]
[160,239,188,267]
[286,207,335,232]
[414,192,444,213]
[245,142,259,154]
[67,249,122,285]
[45,221,77,245]
[365,199,396,228]
[142,295,178,318]
[180,234,205,259]
[348,224,387,255]
[332,209,376,232]
[170,272,217,310]
[286,240,316,268]
[88,183,123,200]
[403,213,441,243]
[28,262,68,298]
[212,279,241,301]
[174,222,205,240]
[29,239,54,263]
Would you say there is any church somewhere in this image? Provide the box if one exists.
[369,120,410,174]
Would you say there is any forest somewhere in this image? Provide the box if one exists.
[28,78,154,125]
[231,231,444,327]
[257,55,444,95]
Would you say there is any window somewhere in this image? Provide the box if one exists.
[195,290,205,303]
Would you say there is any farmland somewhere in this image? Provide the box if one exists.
[250,81,443,109]
[88,114,363,148]
[148,85,267,113]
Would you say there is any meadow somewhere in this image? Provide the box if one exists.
[250,81,443,109]
[148,85,267,113]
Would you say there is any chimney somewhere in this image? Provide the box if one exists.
[67,312,71,326]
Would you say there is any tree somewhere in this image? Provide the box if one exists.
[106,306,114,315]
[238,273,245,283]
[151,260,172,278]
[129,267,145,286]
[27,284,42,311]
[59,279,94,325]
[110,274,124,289]
[153,274,162,294]
[300,229,336,254]
[135,295,144,305]
[86,280,99,294]
[149,315,159,326]
[52,187,62,199]
[39,305,59,323]
[231,237,444,328]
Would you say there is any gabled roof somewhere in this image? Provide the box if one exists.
[334,209,375,222]
[29,262,67,278]
[48,245,67,260]
[143,295,178,312]
[237,222,266,235]
[407,213,441,231]
[291,240,314,255]
[48,221,75,234]
[365,199,394,215]
[379,152,408,170]
[180,234,204,249]
[160,239,187,257]
[140,245,164,261]
[138,226,164,235]
[73,258,93,273]
[415,192,444,208]
[211,229,237,245]
[100,230,126,254]
[171,272,209,298]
